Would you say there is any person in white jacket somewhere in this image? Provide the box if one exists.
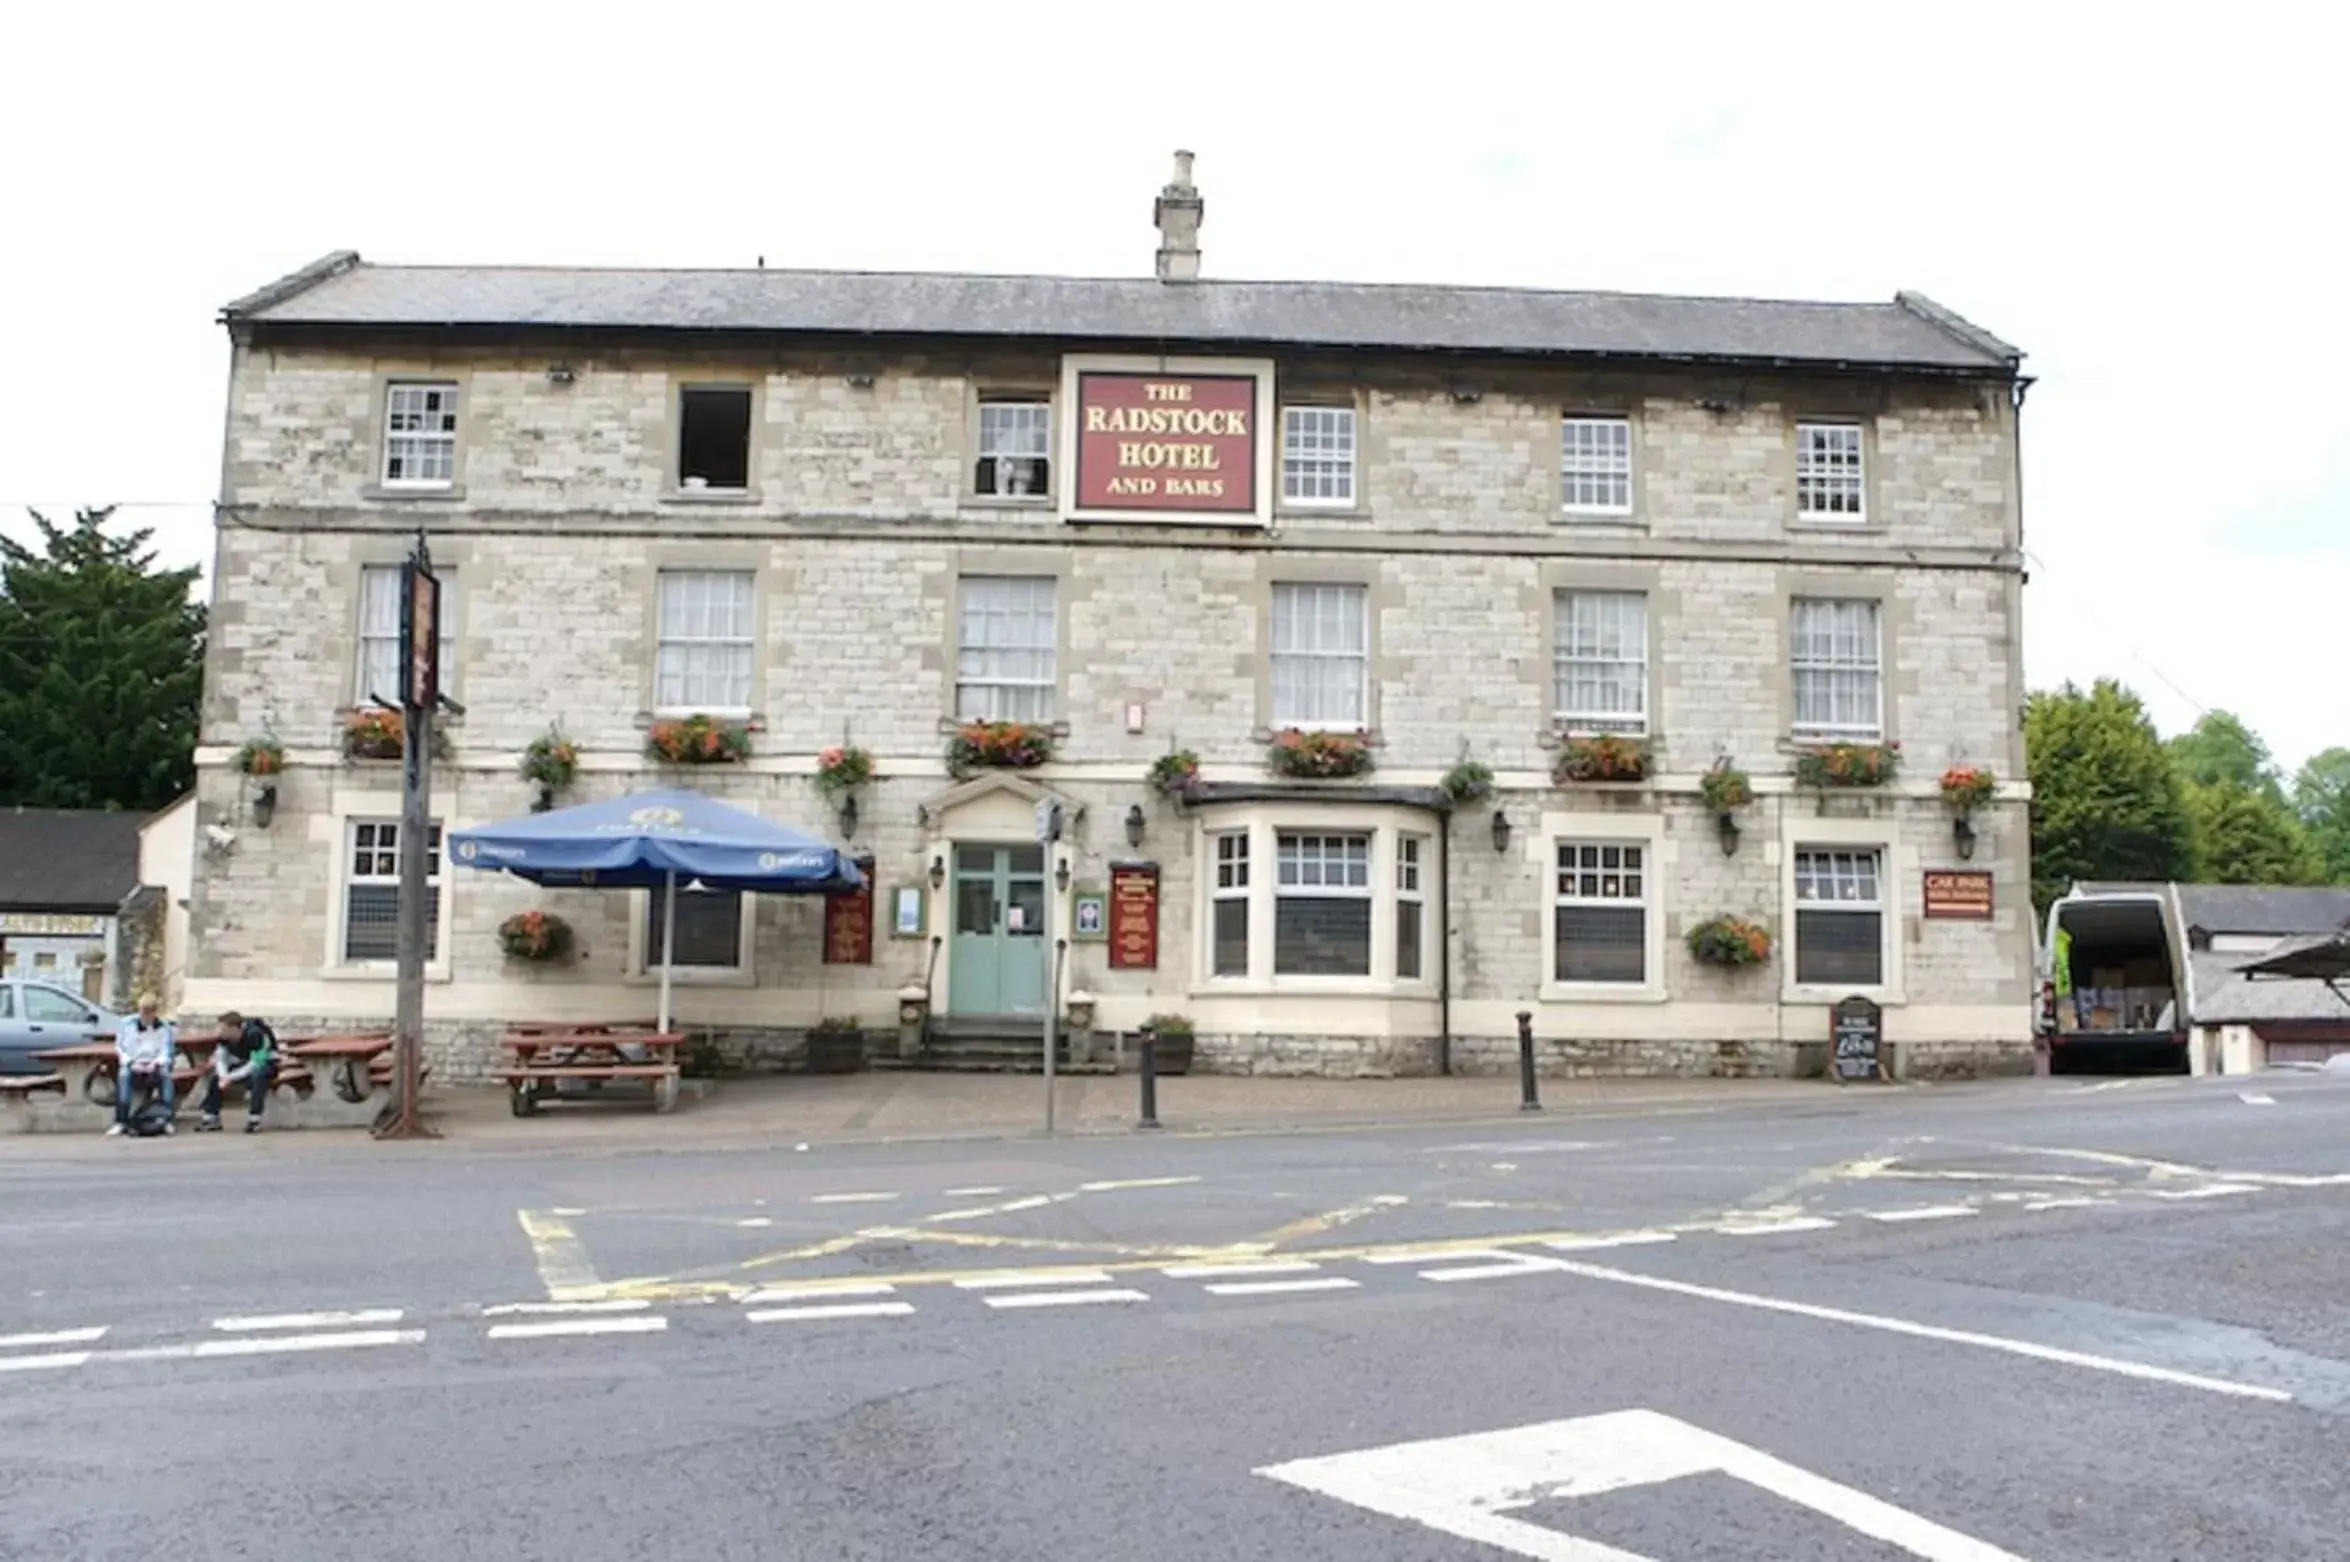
[108,994,176,1137]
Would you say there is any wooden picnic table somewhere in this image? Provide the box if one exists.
[285,1033,395,1104]
[499,1028,684,1116]
[33,1038,214,1109]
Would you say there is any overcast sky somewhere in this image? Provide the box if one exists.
[2,2,2339,770]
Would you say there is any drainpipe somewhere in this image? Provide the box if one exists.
[1438,807,1453,1077]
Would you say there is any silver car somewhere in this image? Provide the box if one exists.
[0,979,124,1074]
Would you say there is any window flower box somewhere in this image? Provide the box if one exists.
[1148,750,1202,800]
[519,729,579,812]
[1268,729,1375,780]
[498,910,574,963]
[1795,741,1901,789]
[1939,764,1997,814]
[341,708,450,763]
[814,744,874,798]
[1554,734,1650,784]
[947,721,1053,778]
[1440,759,1495,805]
[1687,914,1771,969]
[648,714,752,765]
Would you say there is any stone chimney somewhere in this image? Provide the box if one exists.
[1153,149,1203,283]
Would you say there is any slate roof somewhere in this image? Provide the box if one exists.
[0,809,148,915]
[2176,885,2350,939]
[2190,946,2350,1026]
[222,252,2022,374]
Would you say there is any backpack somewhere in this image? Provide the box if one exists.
[128,1092,175,1137]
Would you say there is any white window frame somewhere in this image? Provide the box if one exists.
[1791,846,1888,990]
[1395,833,1427,983]
[675,383,757,494]
[355,564,457,706]
[1795,421,1866,521]
[338,819,443,968]
[381,382,459,489]
[1280,405,1357,507]
[1790,598,1884,742]
[1274,832,1375,978]
[1270,582,1369,731]
[1553,590,1648,736]
[955,576,1058,722]
[1551,839,1650,988]
[1560,415,1633,516]
[631,885,754,981]
[1210,830,1251,979]
[975,398,1053,498]
[654,569,756,718]
[1194,808,1436,995]
[1537,813,1666,1003]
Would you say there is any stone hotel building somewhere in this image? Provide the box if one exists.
[189,155,2034,1080]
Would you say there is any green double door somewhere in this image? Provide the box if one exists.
[949,844,1048,1017]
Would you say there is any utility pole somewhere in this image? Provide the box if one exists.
[1036,797,1063,1136]
[377,531,451,1140]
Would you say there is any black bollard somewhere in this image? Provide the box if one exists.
[1137,1025,1162,1130]
[1516,1009,1541,1112]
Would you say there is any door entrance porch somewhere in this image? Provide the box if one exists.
[948,843,1047,1018]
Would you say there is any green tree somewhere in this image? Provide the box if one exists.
[2184,779,2327,885]
[2026,679,2197,910]
[0,507,206,811]
[2168,710,2283,800]
[2292,747,2350,883]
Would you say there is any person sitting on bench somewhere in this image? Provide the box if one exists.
[198,1012,279,1133]
[108,993,176,1137]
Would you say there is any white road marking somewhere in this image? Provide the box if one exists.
[746,1301,916,1323]
[486,1316,669,1341]
[736,1217,774,1228]
[1864,1206,1978,1224]
[927,1193,1073,1223]
[1362,1247,1509,1266]
[2239,1092,2276,1106]
[953,1269,1113,1291]
[1204,1277,1361,1298]
[1080,1175,1202,1192]
[550,1206,588,1216]
[808,1191,900,1205]
[1420,1254,1568,1284]
[1161,1261,1322,1279]
[2150,1184,2261,1200]
[481,1299,651,1316]
[942,1185,1005,1197]
[1715,1217,1838,1236]
[1545,1259,2291,1402]
[185,1329,424,1358]
[983,1289,1150,1310]
[2023,1197,2104,1211]
[740,1283,897,1304]
[0,1326,106,1349]
[1542,1233,1678,1253]
[212,1309,404,1332]
[0,1351,93,1373]
[1259,1407,2030,1561]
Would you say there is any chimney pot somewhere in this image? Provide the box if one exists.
[1153,148,1204,284]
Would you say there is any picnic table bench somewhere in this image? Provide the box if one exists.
[500,1028,684,1116]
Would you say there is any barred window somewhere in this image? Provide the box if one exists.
[976,400,1052,497]
[1561,416,1633,514]
[1794,848,1884,986]
[356,565,457,706]
[343,820,441,963]
[1275,832,1372,976]
[1796,422,1865,520]
[956,576,1057,722]
[1554,591,1647,735]
[382,383,458,488]
[1211,831,1250,978]
[1271,582,1367,730]
[1790,598,1882,740]
[1281,406,1356,506]
[1554,841,1645,984]
[655,570,756,714]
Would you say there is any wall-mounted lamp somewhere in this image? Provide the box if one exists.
[1716,811,1740,856]
[1490,809,1513,854]
[251,783,278,830]
[1124,803,1146,850]
[928,855,946,890]
[1953,814,1977,861]
[1054,856,1072,892]
[837,791,859,840]
[546,362,576,385]
[1449,380,1484,405]
[844,371,876,389]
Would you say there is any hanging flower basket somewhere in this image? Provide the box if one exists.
[1148,750,1202,800]
[1440,759,1495,805]
[648,714,753,765]
[520,729,580,812]
[1268,729,1375,780]
[813,744,874,798]
[497,910,574,962]
[234,737,286,778]
[1939,764,1998,814]
[1795,741,1901,789]
[1699,759,1753,812]
[947,721,1053,777]
[1687,915,1772,968]
[1554,735,1651,784]
[341,709,450,762]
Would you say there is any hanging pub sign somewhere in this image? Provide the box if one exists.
[1108,862,1160,970]
[823,860,876,965]
[399,544,442,711]
[1060,355,1276,527]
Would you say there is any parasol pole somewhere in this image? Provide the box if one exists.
[659,868,678,1033]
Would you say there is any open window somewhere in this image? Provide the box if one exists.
[678,386,753,492]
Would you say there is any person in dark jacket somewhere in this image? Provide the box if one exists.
[198,1012,278,1133]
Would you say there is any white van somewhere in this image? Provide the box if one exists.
[2037,885,2189,1074]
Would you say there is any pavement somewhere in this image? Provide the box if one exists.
[4,1070,2347,1559]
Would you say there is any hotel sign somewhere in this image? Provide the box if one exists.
[1061,355,1276,527]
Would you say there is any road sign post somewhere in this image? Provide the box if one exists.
[1035,797,1062,1135]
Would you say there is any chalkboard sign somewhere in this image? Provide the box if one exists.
[1831,995,1885,1083]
